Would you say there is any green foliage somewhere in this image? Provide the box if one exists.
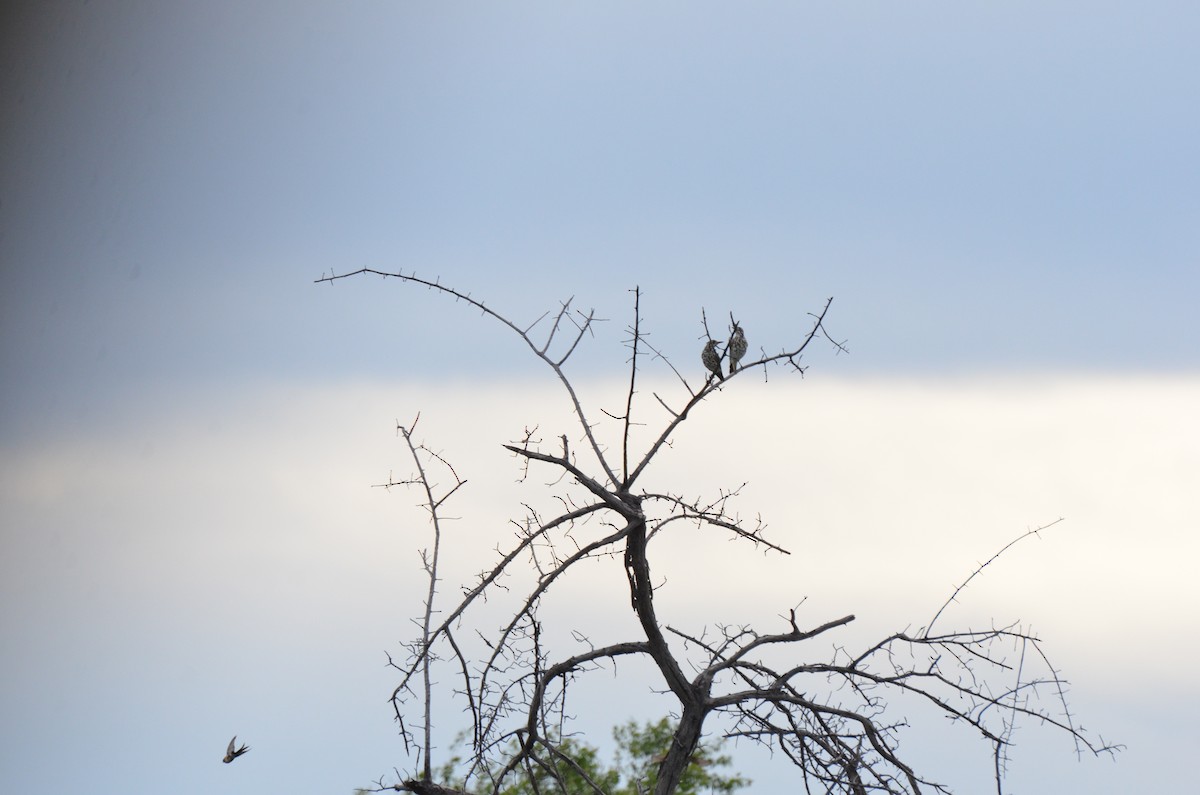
[609,718,748,795]
[433,718,748,795]
[496,735,621,795]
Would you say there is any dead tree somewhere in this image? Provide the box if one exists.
[319,269,1117,795]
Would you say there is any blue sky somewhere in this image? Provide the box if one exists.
[2,2,1198,794]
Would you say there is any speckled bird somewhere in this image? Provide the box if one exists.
[728,324,747,372]
[223,736,250,764]
[701,339,724,381]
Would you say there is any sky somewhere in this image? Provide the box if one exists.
[1,1,1197,793]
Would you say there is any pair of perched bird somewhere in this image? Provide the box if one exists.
[702,324,747,381]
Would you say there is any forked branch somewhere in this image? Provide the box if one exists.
[322,275,1112,795]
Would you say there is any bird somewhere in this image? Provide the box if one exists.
[701,339,724,381]
[727,324,747,373]
[223,736,250,764]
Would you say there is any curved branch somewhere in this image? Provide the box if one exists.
[643,492,791,555]
[925,518,1064,635]
[317,269,620,487]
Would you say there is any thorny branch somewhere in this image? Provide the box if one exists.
[622,296,839,492]
[318,268,619,488]
[925,518,1064,635]
[320,271,1116,795]
[380,414,467,778]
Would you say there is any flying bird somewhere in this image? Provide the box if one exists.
[701,339,724,381]
[223,736,250,764]
[727,324,747,373]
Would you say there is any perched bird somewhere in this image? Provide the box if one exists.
[223,736,250,764]
[701,339,724,381]
[727,324,747,373]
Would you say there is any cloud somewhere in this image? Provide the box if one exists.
[1,373,1194,793]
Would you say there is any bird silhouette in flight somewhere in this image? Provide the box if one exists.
[223,736,250,764]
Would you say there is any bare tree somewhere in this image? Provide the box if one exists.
[320,269,1117,795]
